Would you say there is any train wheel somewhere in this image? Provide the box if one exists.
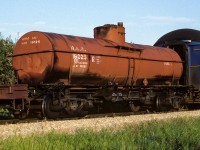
[129,102,141,112]
[65,100,85,116]
[155,96,168,111]
[42,95,62,119]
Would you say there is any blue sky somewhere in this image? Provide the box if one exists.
[0,0,200,45]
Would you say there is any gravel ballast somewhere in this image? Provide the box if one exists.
[1,110,200,139]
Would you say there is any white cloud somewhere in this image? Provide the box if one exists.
[0,21,78,42]
[0,22,28,27]
[0,21,75,32]
[0,21,47,28]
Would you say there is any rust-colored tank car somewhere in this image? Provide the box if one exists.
[13,22,183,86]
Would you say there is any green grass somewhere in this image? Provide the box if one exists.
[1,117,200,150]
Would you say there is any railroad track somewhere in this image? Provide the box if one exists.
[0,111,150,125]
[0,118,43,125]
[1,107,189,126]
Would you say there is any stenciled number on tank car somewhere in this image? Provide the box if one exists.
[30,40,40,44]
[72,54,88,68]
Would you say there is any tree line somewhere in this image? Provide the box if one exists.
[0,35,15,84]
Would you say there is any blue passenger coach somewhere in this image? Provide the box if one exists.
[154,29,200,89]
[154,29,200,103]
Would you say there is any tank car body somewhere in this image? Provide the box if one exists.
[0,23,189,119]
[13,23,182,87]
[9,22,186,118]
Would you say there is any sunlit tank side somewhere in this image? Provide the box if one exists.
[13,32,55,83]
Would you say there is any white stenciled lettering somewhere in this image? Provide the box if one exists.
[72,54,88,68]
[32,36,37,40]
[164,62,172,66]
[70,45,87,52]
[30,40,41,45]
[21,41,27,45]
[91,56,101,64]
[22,37,29,41]
[92,56,95,62]
[71,46,75,51]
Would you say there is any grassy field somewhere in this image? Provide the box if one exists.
[1,117,200,150]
